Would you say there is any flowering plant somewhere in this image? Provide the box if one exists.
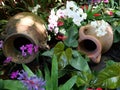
[1,0,120,90]
[47,1,87,37]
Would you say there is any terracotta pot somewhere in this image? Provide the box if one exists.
[2,12,48,64]
[78,20,113,63]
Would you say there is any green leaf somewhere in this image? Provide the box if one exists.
[95,62,120,89]
[58,52,68,69]
[65,48,72,62]
[113,30,120,43]
[59,75,77,90]
[75,71,93,87]
[53,42,72,69]
[70,51,91,73]
[3,80,26,90]
[22,64,35,77]
[44,64,53,90]
[0,79,4,89]
[51,55,58,90]
[36,69,43,78]
[64,25,78,48]
[42,48,54,58]
[54,42,64,56]
[110,0,114,8]
[115,11,120,17]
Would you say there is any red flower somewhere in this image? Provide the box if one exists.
[87,88,94,90]
[94,13,101,17]
[80,5,88,10]
[96,87,103,90]
[56,34,67,40]
[57,21,64,26]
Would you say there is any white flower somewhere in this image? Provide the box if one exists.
[90,20,108,37]
[81,13,87,20]
[56,9,66,18]
[47,1,87,35]
[32,4,41,15]
[72,15,81,26]
[54,27,59,35]
[66,1,78,11]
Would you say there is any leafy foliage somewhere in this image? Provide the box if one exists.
[63,25,79,48]
[95,62,120,89]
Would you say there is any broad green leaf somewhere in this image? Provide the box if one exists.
[22,64,35,77]
[3,80,26,90]
[95,62,120,89]
[59,75,77,90]
[70,51,91,73]
[54,42,64,56]
[51,55,58,90]
[53,42,72,69]
[75,71,93,87]
[58,52,68,69]
[42,48,54,58]
[64,25,78,48]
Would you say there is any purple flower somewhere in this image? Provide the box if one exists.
[26,44,33,55]
[0,40,3,49]
[34,46,39,53]
[20,45,27,57]
[4,57,12,64]
[17,70,46,90]
[20,45,27,51]
[20,44,39,57]
[10,70,19,79]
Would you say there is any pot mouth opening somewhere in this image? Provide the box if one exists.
[3,34,36,63]
[79,39,97,53]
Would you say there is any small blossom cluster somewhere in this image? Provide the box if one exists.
[17,70,46,90]
[3,57,12,64]
[91,0,109,3]
[20,44,39,57]
[90,20,108,37]
[0,40,3,49]
[48,1,87,35]
[31,4,41,15]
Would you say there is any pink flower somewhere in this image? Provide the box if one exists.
[104,0,109,3]
[56,9,66,18]
[106,10,113,16]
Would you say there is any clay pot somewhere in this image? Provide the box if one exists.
[2,12,49,64]
[78,20,113,63]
